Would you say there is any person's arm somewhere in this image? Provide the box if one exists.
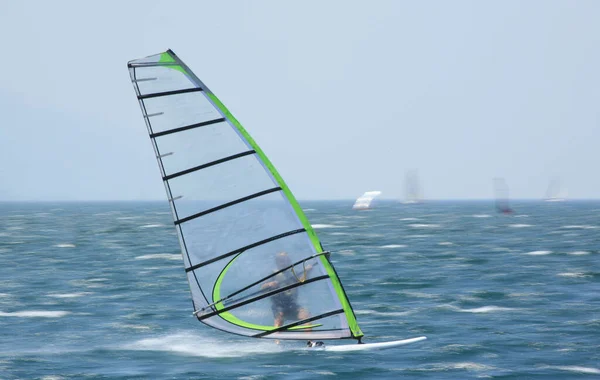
[261,280,278,290]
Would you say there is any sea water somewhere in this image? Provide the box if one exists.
[0,200,598,379]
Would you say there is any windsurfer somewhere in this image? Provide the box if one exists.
[261,251,314,328]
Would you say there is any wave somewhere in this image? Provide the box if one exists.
[0,310,70,318]
[525,250,552,255]
[454,306,520,313]
[134,254,182,261]
[139,224,165,229]
[408,224,440,228]
[509,224,532,228]
[354,309,416,317]
[47,292,90,298]
[411,362,495,372]
[561,225,598,229]
[121,333,282,357]
[311,224,345,229]
[557,272,591,278]
[400,218,420,221]
[548,365,600,375]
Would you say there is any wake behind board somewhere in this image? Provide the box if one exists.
[309,336,426,352]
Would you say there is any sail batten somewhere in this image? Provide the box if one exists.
[138,87,203,100]
[163,150,256,181]
[173,187,283,225]
[149,118,227,138]
[253,309,345,338]
[128,49,363,340]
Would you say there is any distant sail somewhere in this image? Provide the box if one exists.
[403,170,422,204]
[544,178,567,202]
[353,191,382,210]
[493,178,513,214]
[127,50,362,341]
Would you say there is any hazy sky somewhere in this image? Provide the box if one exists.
[1,1,599,201]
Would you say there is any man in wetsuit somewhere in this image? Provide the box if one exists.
[261,251,313,328]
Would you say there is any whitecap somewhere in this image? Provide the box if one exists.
[380,244,407,249]
[525,250,552,255]
[400,218,419,221]
[139,224,165,229]
[458,306,518,313]
[48,292,90,298]
[451,362,495,371]
[0,310,70,318]
[557,272,590,278]
[552,366,600,375]
[111,323,154,331]
[408,224,440,228]
[311,224,344,229]
[306,371,336,376]
[53,244,76,248]
[471,214,491,218]
[135,254,181,261]
[438,242,453,246]
[561,225,598,229]
[122,333,282,357]
[568,251,590,255]
[509,224,532,228]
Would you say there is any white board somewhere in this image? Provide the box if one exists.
[310,336,426,352]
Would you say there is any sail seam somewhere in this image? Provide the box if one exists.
[174,187,282,225]
[185,228,306,272]
[196,275,329,321]
[149,118,226,138]
[253,309,345,338]
[138,87,203,100]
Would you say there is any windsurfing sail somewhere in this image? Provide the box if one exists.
[352,191,382,210]
[544,178,567,202]
[493,177,513,214]
[403,170,422,204]
[127,50,363,341]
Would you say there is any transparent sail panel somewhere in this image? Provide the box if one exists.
[133,66,194,94]
[189,232,325,309]
[155,121,249,176]
[128,50,361,340]
[177,193,306,265]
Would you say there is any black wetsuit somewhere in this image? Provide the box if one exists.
[270,271,300,319]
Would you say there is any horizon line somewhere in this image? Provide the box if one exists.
[0,198,597,203]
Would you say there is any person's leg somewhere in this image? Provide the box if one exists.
[274,311,284,327]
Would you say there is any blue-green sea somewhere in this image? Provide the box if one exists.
[1,200,599,379]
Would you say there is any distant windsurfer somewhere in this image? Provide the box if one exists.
[261,251,314,329]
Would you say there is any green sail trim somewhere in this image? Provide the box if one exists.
[212,253,321,332]
[206,92,363,339]
[159,52,187,75]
